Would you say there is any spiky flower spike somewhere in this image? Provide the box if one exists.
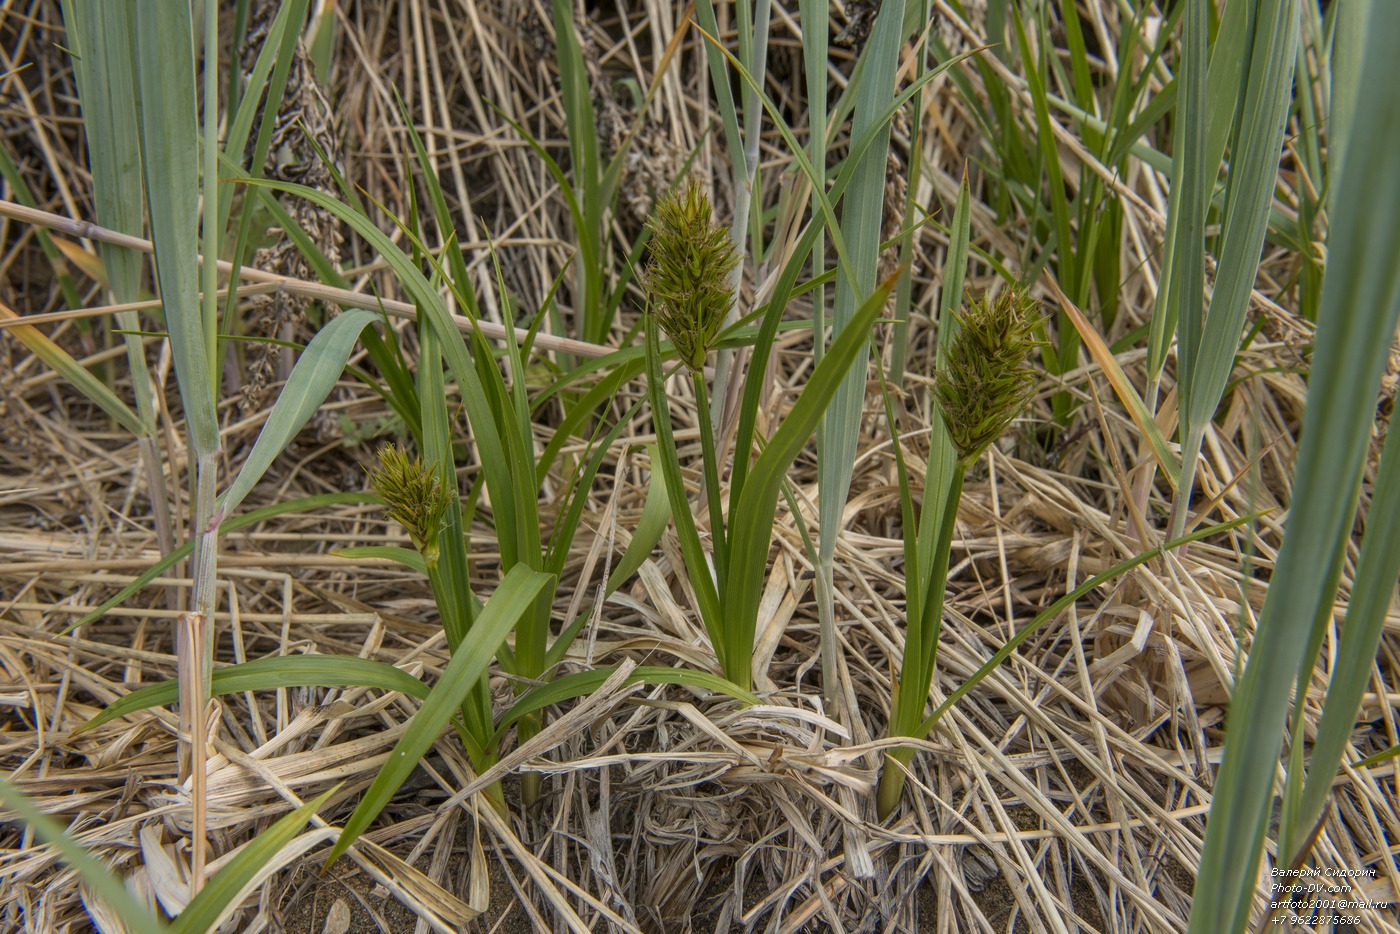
[366,444,453,564]
[937,286,1043,466]
[643,178,742,373]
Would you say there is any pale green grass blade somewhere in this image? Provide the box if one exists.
[79,656,430,733]
[169,787,337,934]
[1291,427,1400,864]
[704,0,770,425]
[199,0,219,389]
[726,273,896,689]
[61,2,158,427]
[73,493,375,629]
[214,308,377,523]
[818,0,907,566]
[605,447,670,594]
[132,0,217,456]
[0,780,166,932]
[1176,0,1300,536]
[326,566,553,866]
[1187,4,1400,927]
[798,0,827,375]
[1328,0,1368,210]
[693,24,855,288]
[693,0,745,193]
[1146,0,1207,401]
[728,51,975,500]
[220,0,311,324]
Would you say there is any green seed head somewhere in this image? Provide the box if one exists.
[937,286,1044,465]
[366,443,454,564]
[643,178,741,373]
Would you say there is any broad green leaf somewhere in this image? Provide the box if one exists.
[818,0,907,578]
[326,566,553,867]
[214,309,378,523]
[133,0,217,455]
[1188,4,1400,928]
[1290,425,1400,863]
[61,1,158,434]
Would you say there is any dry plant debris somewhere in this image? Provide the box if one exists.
[1,2,1397,933]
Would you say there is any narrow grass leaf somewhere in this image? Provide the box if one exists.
[645,316,725,653]
[1176,0,1300,536]
[1146,0,1207,397]
[239,178,520,585]
[0,780,165,932]
[169,787,338,934]
[0,303,144,435]
[548,0,605,343]
[492,666,760,744]
[818,0,907,578]
[727,272,897,688]
[326,566,553,867]
[79,655,432,733]
[919,514,1255,737]
[332,546,429,575]
[61,1,159,434]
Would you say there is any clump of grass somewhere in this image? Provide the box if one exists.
[877,285,1042,820]
[643,178,742,373]
[644,180,896,693]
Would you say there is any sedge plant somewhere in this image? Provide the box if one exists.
[644,179,895,693]
[877,286,1043,819]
